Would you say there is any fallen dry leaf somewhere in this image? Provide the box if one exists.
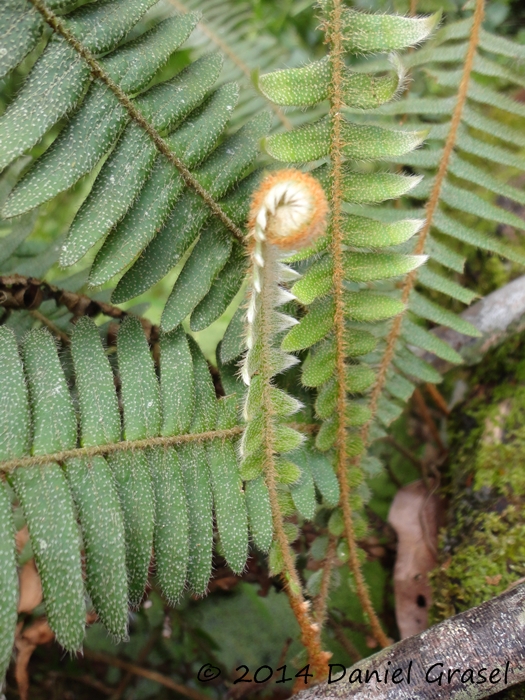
[18,559,43,614]
[388,480,443,639]
[486,574,503,586]
[15,618,54,700]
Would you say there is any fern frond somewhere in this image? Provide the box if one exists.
[257,0,442,647]
[0,318,246,655]
[0,0,271,331]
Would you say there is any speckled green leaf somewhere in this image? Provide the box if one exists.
[274,425,304,454]
[394,347,442,384]
[259,56,400,109]
[315,379,337,419]
[65,456,128,639]
[346,364,375,393]
[160,328,195,437]
[208,431,248,573]
[61,125,157,266]
[266,118,426,162]
[178,442,213,595]
[162,222,233,332]
[282,297,335,352]
[346,329,377,357]
[344,291,404,322]
[90,163,183,286]
[0,482,18,685]
[308,448,339,507]
[347,402,372,426]
[376,395,404,427]
[147,447,189,604]
[315,417,337,452]
[340,171,423,203]
[118,317,161,440]
[0,42,88,172]
[343,216,422,248]
[22,328,76,455]
[71,317,121,447]
[112,116,267,304]
[0,328,31,460]
[190,242,247,332]
[0,0,42,81]
[288,448,316,520]
[166,82,239,168]
[292,255,332,305]
[0,0,157,172]
[5,84,128,218]
[402,318,463,364]
[334,5,441,53]
[245,476,273,553]
[220,305,247,364]
[417,266,477,305]
[112,192,209,303]
[16,328,86,649]
[188,337,217,433]
[135,52,223,131]
[345,252,426,282]
[106,13,201,91]
[12,464,85,652]
[410,291,481,337]
[385,372,415,404]
[107,450,155,608]
[302,340,336,388]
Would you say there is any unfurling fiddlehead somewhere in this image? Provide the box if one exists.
[240,169,331,677]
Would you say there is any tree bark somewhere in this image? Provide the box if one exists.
[292,584,525,700]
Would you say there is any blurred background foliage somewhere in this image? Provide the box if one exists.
[2,0,525,697]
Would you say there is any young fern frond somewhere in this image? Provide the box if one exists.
[240,169,330,675]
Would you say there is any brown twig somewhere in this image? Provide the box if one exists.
[110,630,160,700]
[313,536,337,628]
[412,388,445,452]
[84,650,209,700]
[381,436,423,472]
[326,617,362,664]
[0,274,159,342]
[29,309,70,344]
[424,383,450,416]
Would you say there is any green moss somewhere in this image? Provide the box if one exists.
[431,331,525,622]
[431,506,525,621]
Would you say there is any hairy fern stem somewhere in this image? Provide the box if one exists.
[327,0,390,649]
[0,428,242,473]
[27,0,245,244]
